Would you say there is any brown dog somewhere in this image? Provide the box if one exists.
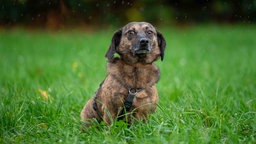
[80,22,166,125]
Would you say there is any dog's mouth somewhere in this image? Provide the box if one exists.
[134,49,151,54]
[132,47,151,56]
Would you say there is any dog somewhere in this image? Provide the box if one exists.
[80,22,166,126]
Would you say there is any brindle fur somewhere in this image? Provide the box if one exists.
[80,22,166,125]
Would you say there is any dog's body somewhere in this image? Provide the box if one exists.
[80,22,166,125]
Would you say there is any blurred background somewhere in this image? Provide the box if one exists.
[1,0,256,30]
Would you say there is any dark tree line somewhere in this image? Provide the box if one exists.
[0,0,255,29]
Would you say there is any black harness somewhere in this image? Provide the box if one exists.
[93,88,141,121]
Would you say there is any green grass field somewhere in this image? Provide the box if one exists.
[0,25,256,143]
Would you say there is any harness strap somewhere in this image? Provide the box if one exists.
[93,88,142,121]
[93,97,98,111]
[93,97,102,121]
[124,88,139,110]
[118,88,141,120]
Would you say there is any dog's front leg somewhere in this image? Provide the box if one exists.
[102,105,117,125]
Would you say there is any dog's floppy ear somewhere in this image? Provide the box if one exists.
[105,29,122,60]
[157,31,166,61]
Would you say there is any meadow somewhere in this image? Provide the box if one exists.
[0,25,255,143]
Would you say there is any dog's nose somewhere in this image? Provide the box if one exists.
[140,38,149,46]
[134,38,151,54]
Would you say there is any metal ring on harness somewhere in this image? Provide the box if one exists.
[129,88,142,95]
[128,88,138,95]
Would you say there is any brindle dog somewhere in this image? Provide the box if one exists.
[80,22,166,125]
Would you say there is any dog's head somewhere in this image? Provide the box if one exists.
[105,22,166,64]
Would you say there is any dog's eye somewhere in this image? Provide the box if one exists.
[146,30,153,35]
[127,30,135,35]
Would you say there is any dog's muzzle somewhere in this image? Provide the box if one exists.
[134,38,151,54]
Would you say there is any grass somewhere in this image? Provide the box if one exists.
[0,25,256,143]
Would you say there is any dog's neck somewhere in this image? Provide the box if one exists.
[107,58,160,89]
[111,57,154,67]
